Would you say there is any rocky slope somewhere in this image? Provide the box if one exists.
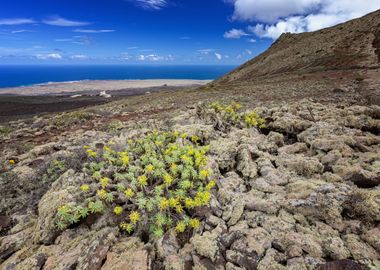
[0,98,379,270]
[217,10,380,83]
[213,10,380,106]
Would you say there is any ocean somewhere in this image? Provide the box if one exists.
[0,65,235,88]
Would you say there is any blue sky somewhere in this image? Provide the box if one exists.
[0,0,379,65]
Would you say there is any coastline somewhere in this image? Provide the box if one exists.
[0,79,211,96]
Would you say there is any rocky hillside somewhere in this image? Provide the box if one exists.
[214,10,380,105]
[0,97,379,270]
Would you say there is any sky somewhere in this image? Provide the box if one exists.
[0,0,380,65]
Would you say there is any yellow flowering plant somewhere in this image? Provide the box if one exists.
[55,130,215,239]
[198,101,265,132]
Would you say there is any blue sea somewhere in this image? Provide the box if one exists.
[0,65,235,88]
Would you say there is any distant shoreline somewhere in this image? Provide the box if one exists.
[0,79,211,96]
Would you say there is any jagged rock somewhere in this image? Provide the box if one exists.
[1,249,47,270]
[321,150,342,170]
[156,230,180,259]
[278,142,309,155]
[191,231,220,262]
[298,122,354,146]
[322,237,351,260]
[250,177,286,193]
[164,254,184,270]
[76,227,118,269]
[276,154,324,176]
[343,234,379,261]
[217,172,246,205]
[0,215,12,233]
[42,227,107,270]
[33,169,79,244]
[286,245,303,258]
[257,248,287,270]
[11,165,37,181]
[226,262,245,270]
[278,231,323,259]
[231,228,272,257]
[229,220,249,233]
[286,183,350,230]
[245,192,282,214]
[30,142,61,157]
[0,226,34,262]
[236,146,258,179]
[361,228,380,252]
[209,138,238,171]
[323,172,343,183]
[317,260,364,270]
[260,215,295,238]
[267,132,285,147]
[227,199,245,226]
[206,215,225,228]
[287,257,308,270]
[344,189,380,223]
[101,237,149,270]
[269,113,313,135]
[344,171,380,188]
[226,249,257,270]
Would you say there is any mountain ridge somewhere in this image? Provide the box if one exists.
[216,10,380,85]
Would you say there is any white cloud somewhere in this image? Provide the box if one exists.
[0,18,36,25]
[43,17,90,27]
[134,0,167,10]
[11,29,34,34]
[197,49,216,55]
[229,0,380,39]
[36,53,62,60]
[230,0,320,23]
[137,54,164,62]
[248,16,308,39]
[223,28,249,39]
[215,53,222,60]
[55,38,73,42]
[138,54,173,61]
[70,54,88,60]
[180,36,190,40]
[73,29,115,33]
[245,49,252,55]
[248,38,256,43]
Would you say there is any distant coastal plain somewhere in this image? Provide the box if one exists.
[0,79,211,122]
[0,79,211,96]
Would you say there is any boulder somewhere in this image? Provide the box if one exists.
[101,237,149,270]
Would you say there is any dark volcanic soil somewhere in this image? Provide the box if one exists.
[0,86,193,122]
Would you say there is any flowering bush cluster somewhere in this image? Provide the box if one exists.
[209,101,265,129]
[56,130,215,239]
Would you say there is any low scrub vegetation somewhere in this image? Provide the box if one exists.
[50,111,94,128]
[197,101,265,132]
[56,130,215,239]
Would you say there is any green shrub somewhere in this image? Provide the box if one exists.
[106,119,125,133]
[0,126,11,136]
[42,159,67,183]
[51,111,94,127]
[199,101,265,131]
[56,130,215,239]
